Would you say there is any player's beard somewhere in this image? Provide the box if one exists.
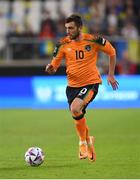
[70,31,80,40]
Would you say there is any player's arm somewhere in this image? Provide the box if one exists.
[95,37,119,90]
[107,54,119,90]
[45,42,64,74]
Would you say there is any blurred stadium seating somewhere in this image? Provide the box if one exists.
[0,0,139,75]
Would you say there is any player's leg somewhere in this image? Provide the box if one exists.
[70,86,98,160]
[66,86,89,159]
[73,84,99,161]
[70,97,88,159]
[71,97,87,142]
[66,84,99,160]
[81,86,99,162]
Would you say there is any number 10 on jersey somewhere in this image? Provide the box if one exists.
[75,50,84,60]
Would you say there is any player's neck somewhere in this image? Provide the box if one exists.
[73,33,82,42]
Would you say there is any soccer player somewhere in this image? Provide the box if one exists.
[45,14,119,162]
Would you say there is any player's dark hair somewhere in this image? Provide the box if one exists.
[65,14,83,27]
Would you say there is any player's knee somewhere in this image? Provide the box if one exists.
[70,104,80,117]
[70,104,84,120]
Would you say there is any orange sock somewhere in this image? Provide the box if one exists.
[86,125,90,143]
[74,117,87,141]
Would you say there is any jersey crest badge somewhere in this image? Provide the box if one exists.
[85,45,91,51]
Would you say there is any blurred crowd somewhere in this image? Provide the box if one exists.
[0,0,140,74]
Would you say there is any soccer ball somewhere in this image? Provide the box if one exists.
[25,147,45,166]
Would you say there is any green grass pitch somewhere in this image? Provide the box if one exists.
[0,109,140,179]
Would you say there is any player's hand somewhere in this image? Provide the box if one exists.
[45,64,56,74]
[107,75,119,90]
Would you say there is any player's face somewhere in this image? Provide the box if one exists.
[65,21,81,40]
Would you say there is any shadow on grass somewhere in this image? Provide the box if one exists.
[0,162,79,171]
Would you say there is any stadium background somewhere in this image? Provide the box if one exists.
[0,0,140,108]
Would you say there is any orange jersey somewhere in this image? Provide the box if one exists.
[51,33,116,87]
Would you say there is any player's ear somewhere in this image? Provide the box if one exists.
[78,26,82,31]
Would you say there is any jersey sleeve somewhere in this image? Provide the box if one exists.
[94,36,116,56]
[50,42,64,70]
